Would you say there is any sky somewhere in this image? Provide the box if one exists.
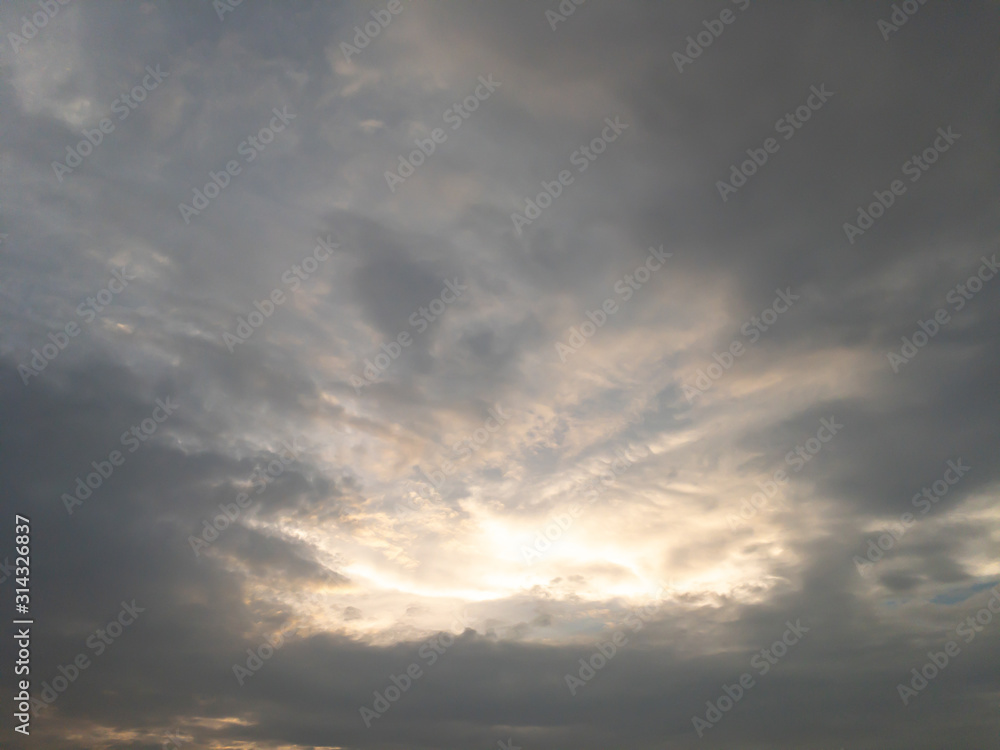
[0,1,999,748]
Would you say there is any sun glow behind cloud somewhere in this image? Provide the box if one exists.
[227,401,832,643]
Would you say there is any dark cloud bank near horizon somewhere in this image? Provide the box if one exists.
[1,1,999,749]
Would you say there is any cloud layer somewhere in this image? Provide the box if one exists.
[1,1,999,748]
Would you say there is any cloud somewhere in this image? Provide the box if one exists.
[1,1,999,748]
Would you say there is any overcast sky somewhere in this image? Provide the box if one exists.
[1,1,999,748]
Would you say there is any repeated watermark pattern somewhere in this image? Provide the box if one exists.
[555,245,671,362]
[673,0,752,73]
[683,288,800,401]
[716,85,833,202]
[62,398,179,515]
[178,107,296,224]
[691,619,809,737]
[19,267,137,385]
[232,625,298,686]
[221,237,336,352]
[545,0,587,31]
[28,600,144,716]
[52,65,169,182]
[853,458,970,576]
[359,610,472,727]
[340,0,410,62]
[189,438,301,555]
[895,584,999,705]
[564,588,668,694]
[887,255,997,373]
[727,417,844,530]
[385,75,500,193]
[877,0,930,40]
[351,279,467,393]
[510,116,628,235]
[9,4,999,748]
[4,0,74,53]
[842,126,960,244]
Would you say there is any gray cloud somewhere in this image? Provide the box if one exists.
[1,1,999,748]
